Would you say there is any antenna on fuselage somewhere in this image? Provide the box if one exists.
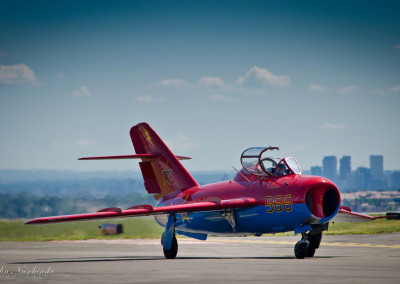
[233,166,251,183]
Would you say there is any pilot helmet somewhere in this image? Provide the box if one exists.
[278,163,286,169]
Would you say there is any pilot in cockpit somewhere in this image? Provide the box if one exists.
[276,163,287,176]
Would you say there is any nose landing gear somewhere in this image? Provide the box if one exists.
[294,226,324,259]
[294,237,310,259]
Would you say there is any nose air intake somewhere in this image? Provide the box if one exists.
[322,188,339,217]
[305,185,340,218]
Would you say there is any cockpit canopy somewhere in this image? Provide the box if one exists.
[240,147,301,177]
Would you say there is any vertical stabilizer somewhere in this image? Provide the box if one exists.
[130,123,198,199]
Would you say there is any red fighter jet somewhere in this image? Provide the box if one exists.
[25,122,398,259]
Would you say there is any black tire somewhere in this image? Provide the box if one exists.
[294,240,309,259]
[306,242,316,257]
[163,235,178,259]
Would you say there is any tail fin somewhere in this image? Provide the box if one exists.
[130,123,199,200]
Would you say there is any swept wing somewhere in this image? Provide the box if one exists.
[25,198,259,225]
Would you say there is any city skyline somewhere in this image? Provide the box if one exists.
[310,154,391,174]
[309,154,400,190]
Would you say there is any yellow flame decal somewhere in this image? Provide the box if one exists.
[143,128,154,146]
[182,214,191,223]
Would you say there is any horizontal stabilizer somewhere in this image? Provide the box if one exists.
[25,198,259,225]
[333,208,400,222]
[78,154,191,161]
[332,207,376,222]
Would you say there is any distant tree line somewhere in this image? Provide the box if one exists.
[0,178,143,197]
[0,170,234,197]
[0,170,234,219]
[0,192,156,219]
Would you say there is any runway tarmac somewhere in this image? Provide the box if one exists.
[1,233,399,283]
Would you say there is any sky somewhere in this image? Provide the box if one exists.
[1,0,399,173]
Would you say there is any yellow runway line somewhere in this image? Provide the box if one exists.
[208,238,400,249]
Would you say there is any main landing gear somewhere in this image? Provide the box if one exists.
[294,226,324,259]
[161,214,178,259]
[163,234,178,259]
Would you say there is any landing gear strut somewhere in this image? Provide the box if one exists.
[294,225,324,259]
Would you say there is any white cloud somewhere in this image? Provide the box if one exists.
[135,95,165,103]
[154,76,226,90]
[393,43,400,49]
[237,66,291,88]
[208,94,232,101]
[71,86,93,97]
[339,85,359,95]
[371,84,400,95]
[151,67,290,93]
[390,84,400,92]
[0,64,37,84]
[157,78,190,88]
[165,134,200,152]
[198,77,225,88]
[309,84,328,92]
[321,123,346,129]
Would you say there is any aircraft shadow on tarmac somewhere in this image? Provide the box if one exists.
[10,255,335,264]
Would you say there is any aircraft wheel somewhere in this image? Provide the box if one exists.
[294,240,309,259]
[305,242,316,257]
[163,235,178,259]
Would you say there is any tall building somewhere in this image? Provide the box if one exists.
[354,167,370,189]
[370,155,383,178]
[390,171,400,189]
[339,156,351,180]
[310,166,322,176]
[322,156,337,182]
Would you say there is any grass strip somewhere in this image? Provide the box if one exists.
[0,217,163,241]
[0,218,399,241]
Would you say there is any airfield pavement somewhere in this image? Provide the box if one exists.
[0,233,399,283]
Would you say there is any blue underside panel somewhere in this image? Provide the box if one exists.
[176,230,207,240]
[167,203,315,235]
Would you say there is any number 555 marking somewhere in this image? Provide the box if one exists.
[265,194,292,213]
